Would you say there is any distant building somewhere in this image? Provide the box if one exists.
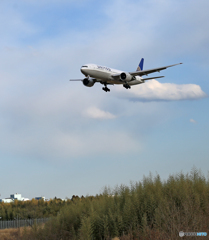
[22,198,30,201]
[0,198,13,203]
[0,193,29,203]
[10,193,24,201]
[35,197,45,201]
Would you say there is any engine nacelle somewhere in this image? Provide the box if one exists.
[82,77,95,87]
[120,72,133,82]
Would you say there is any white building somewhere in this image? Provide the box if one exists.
[22,198,30,201]
[10,193,24,201]
[0,198,14,203]
[0,193,29,203]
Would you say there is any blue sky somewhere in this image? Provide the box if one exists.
[0,0,209,200]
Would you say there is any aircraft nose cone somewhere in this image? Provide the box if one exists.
[80,67,86,74]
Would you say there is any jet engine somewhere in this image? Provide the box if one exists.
[82,77,95,87]
[120,72,133,82]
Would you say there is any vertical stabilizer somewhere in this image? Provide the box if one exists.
[137,58,144,71]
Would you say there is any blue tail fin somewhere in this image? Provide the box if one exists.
[137,58,144,71]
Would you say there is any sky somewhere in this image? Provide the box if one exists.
[0,0,209,200]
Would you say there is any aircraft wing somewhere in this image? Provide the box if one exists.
[142,76,164,81]
[70,78,98,81]
[129,63,182,77]
[70,79,83,81]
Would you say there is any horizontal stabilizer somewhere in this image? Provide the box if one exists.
[143,76,164,81]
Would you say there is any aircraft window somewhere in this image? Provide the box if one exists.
[82,66,88,68]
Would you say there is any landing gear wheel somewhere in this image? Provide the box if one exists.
[123,83,131,89]
[102,87,110,92]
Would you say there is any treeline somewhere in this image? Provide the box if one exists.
[18,168,209,240]
[0,197,76,220]
[1,168,209,239]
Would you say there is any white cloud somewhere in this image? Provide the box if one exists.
[114,80,207,101]
[190,119,197,124]
[84,107,116,119]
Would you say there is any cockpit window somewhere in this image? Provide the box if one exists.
[82,65,88,68]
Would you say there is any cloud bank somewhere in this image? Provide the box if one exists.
[114,80,207,101]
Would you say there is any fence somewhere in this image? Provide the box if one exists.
[0,218,50,229]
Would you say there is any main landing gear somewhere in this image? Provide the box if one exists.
[123,83,131,89]
[102,86,110,92]
[102,83,110,92]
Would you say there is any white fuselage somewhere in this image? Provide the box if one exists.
[80,64,144,85]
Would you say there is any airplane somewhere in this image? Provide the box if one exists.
[70,58,182,92]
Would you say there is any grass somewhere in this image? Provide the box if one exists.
[0,227,28,240]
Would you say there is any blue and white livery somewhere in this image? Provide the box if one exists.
[70,58,182,92]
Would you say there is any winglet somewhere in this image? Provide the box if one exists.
[137,58,144,71]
